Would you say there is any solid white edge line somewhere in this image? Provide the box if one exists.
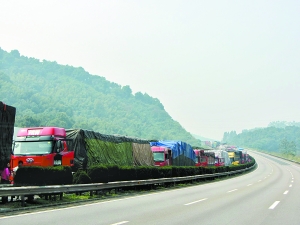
[184,198,208,206]
[269,201,280,209]
[111,221,129,225]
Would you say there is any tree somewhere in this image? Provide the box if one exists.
[279,138,296,157]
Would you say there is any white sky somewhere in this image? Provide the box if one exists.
[1,1,299,140]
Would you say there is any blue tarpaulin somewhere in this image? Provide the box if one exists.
[150,140,196,165]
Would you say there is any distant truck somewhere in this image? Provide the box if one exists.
[0,102,16,170]
[237,148,249,164]
[225,147,249,165]
[227,150,236,164]
[11,127,154,173]
[203,150,231,166]
[150,140,196,166]
[194,149,208,167]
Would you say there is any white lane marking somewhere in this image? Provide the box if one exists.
[269,201,280,209]
[258,180,262,182]
[292,180,294,183]
[289,185,292,187]
[283,190,289,195]
[227,189,238,193]
[247,184,253,186]
[184,198,208,206]
[111,221,129,225]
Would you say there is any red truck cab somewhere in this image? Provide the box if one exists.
[151,146,172,166]
[194,149,208,167]
[11,127,74,173]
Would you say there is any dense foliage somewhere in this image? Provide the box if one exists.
[0,48,201,146]
[222,122,300,155]
[14,166,73,186]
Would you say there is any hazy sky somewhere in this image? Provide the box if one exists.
[1,1,299,140]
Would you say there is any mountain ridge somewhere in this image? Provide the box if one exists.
[0,48,201,146]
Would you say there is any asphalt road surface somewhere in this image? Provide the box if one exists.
[1,151,299,225]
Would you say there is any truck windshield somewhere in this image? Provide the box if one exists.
[13,141,53,155]
[153,152,165,162]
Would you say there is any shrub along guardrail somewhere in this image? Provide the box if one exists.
[12,157,256,186]
[0,158,256,206]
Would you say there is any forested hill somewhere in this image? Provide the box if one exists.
[222,122,300,155]
[0,48,201,146]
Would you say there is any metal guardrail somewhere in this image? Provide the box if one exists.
[0,163,256,198]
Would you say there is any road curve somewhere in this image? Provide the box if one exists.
[1,151,299,225]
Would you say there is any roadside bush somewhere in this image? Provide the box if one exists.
[106,165,120,182]
[14,166,73,186]
[87,165,108,183]
[73,170,91,184]
[136,166,152,180]
[159,166,172,178]
[119,166,136,181]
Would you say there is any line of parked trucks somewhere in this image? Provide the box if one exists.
[1,102,250,183]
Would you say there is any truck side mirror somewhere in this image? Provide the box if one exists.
[56,140,62,152]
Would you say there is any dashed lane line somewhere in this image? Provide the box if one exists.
[269,201,280,209]
[184,198,208,206]
[111,221,129,225]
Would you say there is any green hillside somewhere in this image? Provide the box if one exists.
[0,48,201,146]
[222,122,300,155]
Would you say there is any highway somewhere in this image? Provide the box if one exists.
[1,151,300,225]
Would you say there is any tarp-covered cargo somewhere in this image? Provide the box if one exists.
[150,140,196,166]
[0,102,16,169]
[66,129,154,170]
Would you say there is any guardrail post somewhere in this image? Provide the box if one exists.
[21,195,25,207]
[60,193,63,200]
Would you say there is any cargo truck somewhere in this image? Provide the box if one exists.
[150,140,196,166]
[203,150,231,166]
[0,102,16,173]
[0,102,16,203]
[11,127,154,173]
[11,127,74,171]
[151,146,172,166]
[194,149,208,167]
